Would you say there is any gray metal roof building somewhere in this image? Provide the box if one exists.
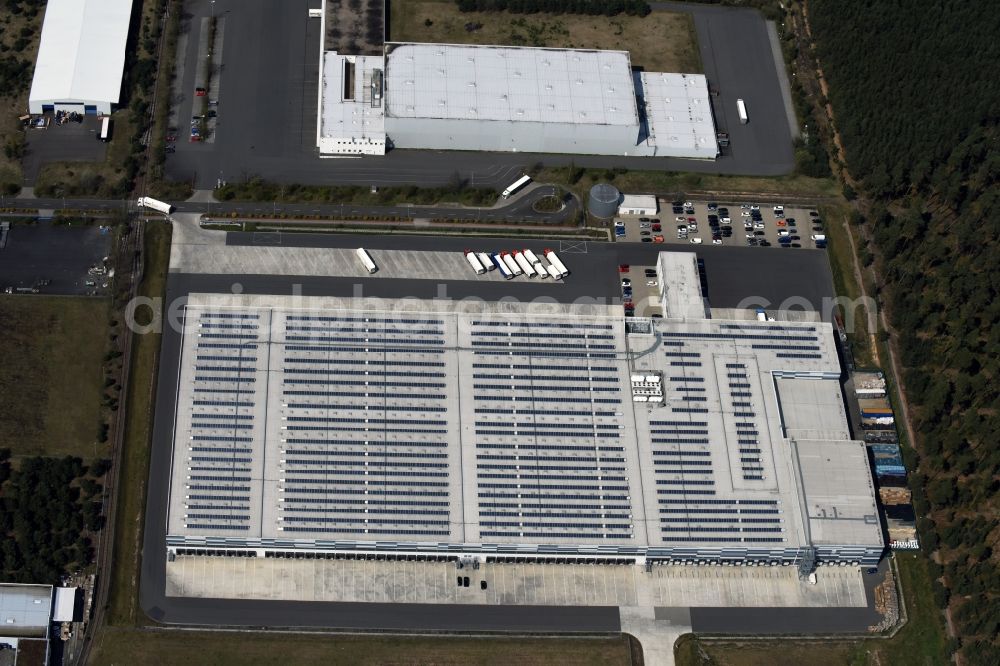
[317,43,720,158]
[0,584,52,638]
[165,287,882,565]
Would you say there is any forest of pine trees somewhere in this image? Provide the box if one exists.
[811,1,1000,663]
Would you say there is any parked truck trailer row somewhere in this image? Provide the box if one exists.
[464,249,569,281]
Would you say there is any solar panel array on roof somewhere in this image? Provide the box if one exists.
[276,314,455,540]
[179,311,263,534]
[166,293,883,565]
[468,319,635,543]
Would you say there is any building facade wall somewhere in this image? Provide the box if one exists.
[29,99,112,115]
[385,116,641,156]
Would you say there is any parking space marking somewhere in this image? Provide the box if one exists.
[559,240,588,253]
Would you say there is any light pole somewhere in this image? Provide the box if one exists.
[210,0,215,18]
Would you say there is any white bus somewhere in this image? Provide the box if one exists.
[99,117,112,142]
[736,99,749,124]
[501,175,531,199]
[137,197,173,214]
[356,247,378,273]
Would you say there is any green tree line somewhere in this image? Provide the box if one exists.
[455,0,651,18]
[810,1,1000,663]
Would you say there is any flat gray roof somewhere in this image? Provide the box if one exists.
[657,252,708,320]
[639,72,718,157]
[319,53,385,141]
[0,584,52,637]
[384,43,639,127]
[165,294,881,560]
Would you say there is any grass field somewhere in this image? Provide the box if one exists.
[389,0,701,73]
[0,296,110,459]
[106,220,172,627]
[675,554,949,666]
[674,634,862,666]
[91,629,633,666]
[821,201,875,366]
[533,165,841,202]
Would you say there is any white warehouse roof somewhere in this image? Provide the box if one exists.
[640,72,718,157]
[29,0,134,111]
[384,42,639,126]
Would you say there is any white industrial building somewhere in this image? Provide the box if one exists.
[317,41,720,159]
[28,0,134,115]
[618,194,659,216]
[163,255,883,566]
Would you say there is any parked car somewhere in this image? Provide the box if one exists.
[640,231,651,236]
[651,224,661,232]
[618,264,630,273]
[195,87,207,96]
[690,237,703,244]
[653,236,665,243]
[621,278,631,286]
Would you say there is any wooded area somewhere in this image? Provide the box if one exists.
[0,451,108,584]
[811,1,1000,663]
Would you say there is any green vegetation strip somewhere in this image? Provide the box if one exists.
[91,629,632,666]
[105,221,172,627]
[216,178,500,207]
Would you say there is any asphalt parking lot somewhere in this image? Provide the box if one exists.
[0,222,112,295]
[655,1,798,171]
[217,231,836,313]
[615,199,826,250]
[22,116,108,184]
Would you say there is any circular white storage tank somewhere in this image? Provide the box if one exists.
[588,183,621,219]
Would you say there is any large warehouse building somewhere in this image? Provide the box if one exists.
[28,0,134,115]
[317,43,719,159]
[164,254,883,566]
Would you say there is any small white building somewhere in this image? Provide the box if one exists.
[28,0,134,115]
[617,194,658,217]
